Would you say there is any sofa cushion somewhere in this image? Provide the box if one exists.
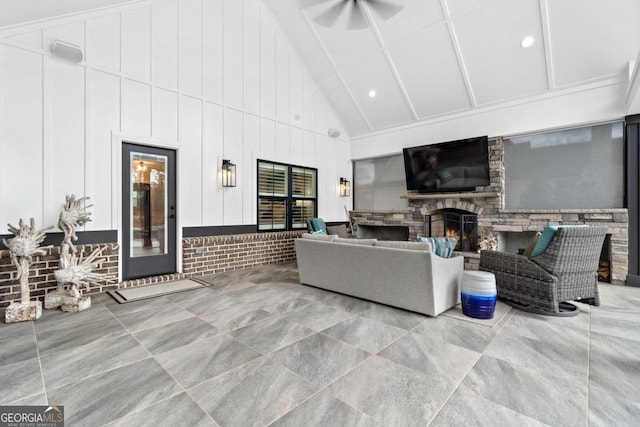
[418,236,457,258]
[327,224,350,237]
[374,240,432,251]
[335,237,377,246]
[301,233,337,242]
[530,225,588,257]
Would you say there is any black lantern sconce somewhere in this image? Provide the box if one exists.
[339,177,351,197]
[221,159,237,187]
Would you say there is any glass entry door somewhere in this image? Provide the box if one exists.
[122,143,177,279]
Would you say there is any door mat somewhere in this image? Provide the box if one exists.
[107,279,203,303]
[441,299,512,327]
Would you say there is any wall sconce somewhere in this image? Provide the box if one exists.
[339,177,351,197]
[221,159,236,187]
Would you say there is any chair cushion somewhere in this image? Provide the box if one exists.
[530,225,588,257]
[418,236,457,257]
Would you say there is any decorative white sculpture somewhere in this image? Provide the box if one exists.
[478,230,498,253]
[3,218,53,323]
[45,194,110,312]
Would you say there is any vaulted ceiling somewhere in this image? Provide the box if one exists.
[2,0,639,138]
[263,0,640,137]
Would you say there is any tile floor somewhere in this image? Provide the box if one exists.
[1,263,640,426]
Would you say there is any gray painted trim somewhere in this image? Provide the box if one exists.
[183,225,257,237]
[182,222,350,238]
[0,230,118,249]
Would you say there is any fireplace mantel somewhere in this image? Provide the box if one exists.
[401,191,500,200]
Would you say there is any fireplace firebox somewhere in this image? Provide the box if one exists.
[426,209,478,252]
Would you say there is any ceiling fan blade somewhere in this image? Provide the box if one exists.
[347,1,369,30]
[299,0,334,8]
[313,1,348,28]
[367,0,403,21]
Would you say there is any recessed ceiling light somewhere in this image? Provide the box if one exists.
[520,36,535,48]
[368,89,377,98]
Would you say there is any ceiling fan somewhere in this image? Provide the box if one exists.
[301,0,403,30]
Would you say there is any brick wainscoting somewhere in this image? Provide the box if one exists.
[0,244,119,309]
[182,231,304,276]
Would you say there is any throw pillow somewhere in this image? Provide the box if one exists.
[530,225,588,257]
[418,236,457,258]
[310,218,328,234]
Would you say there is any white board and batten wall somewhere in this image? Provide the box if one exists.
[0,0,352,235]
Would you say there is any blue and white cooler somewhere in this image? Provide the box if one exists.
[461,270,497,319]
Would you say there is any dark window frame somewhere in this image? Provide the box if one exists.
[257,159,318,232]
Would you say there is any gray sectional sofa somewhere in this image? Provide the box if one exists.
[294,234,464,316]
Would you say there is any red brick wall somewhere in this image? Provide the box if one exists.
[0,243,119,308]
[182,231,303,276]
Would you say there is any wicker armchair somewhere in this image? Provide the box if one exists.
[479,226,607,314]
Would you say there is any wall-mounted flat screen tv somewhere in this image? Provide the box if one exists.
[403,136,490,193]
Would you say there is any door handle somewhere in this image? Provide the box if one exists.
[169,214,176,219]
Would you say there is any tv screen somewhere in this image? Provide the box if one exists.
[403,136,489,193]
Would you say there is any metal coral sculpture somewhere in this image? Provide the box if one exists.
[3,218,53,322]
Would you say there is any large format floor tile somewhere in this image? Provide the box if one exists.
[230,316,316,353]
[155,333,260,388]
[327,355,442,425]
[47,358,182,426]
[284,302,354,331]
[35,316,129,356]
[189,357,317,427]
[105,393,218,427]
[115,304,195,332]
[377,330,480,388]
[359,304,426,330]
[321,315,407,353]
[2,265,639,426]
[0,357,44,405]
[589,331,640,402]
[412,315,497,353]
[133,316,220,354]
[484,312,590,384]
[271,332,370,388]
[40,334,149,389]
[588,383,640,427]
[268,391,381,427]
[430,387,548,427]
[460,355,587,426]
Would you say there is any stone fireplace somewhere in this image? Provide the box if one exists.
[350,137,629,285]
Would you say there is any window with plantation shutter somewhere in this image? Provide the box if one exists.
[257,160,317,231]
